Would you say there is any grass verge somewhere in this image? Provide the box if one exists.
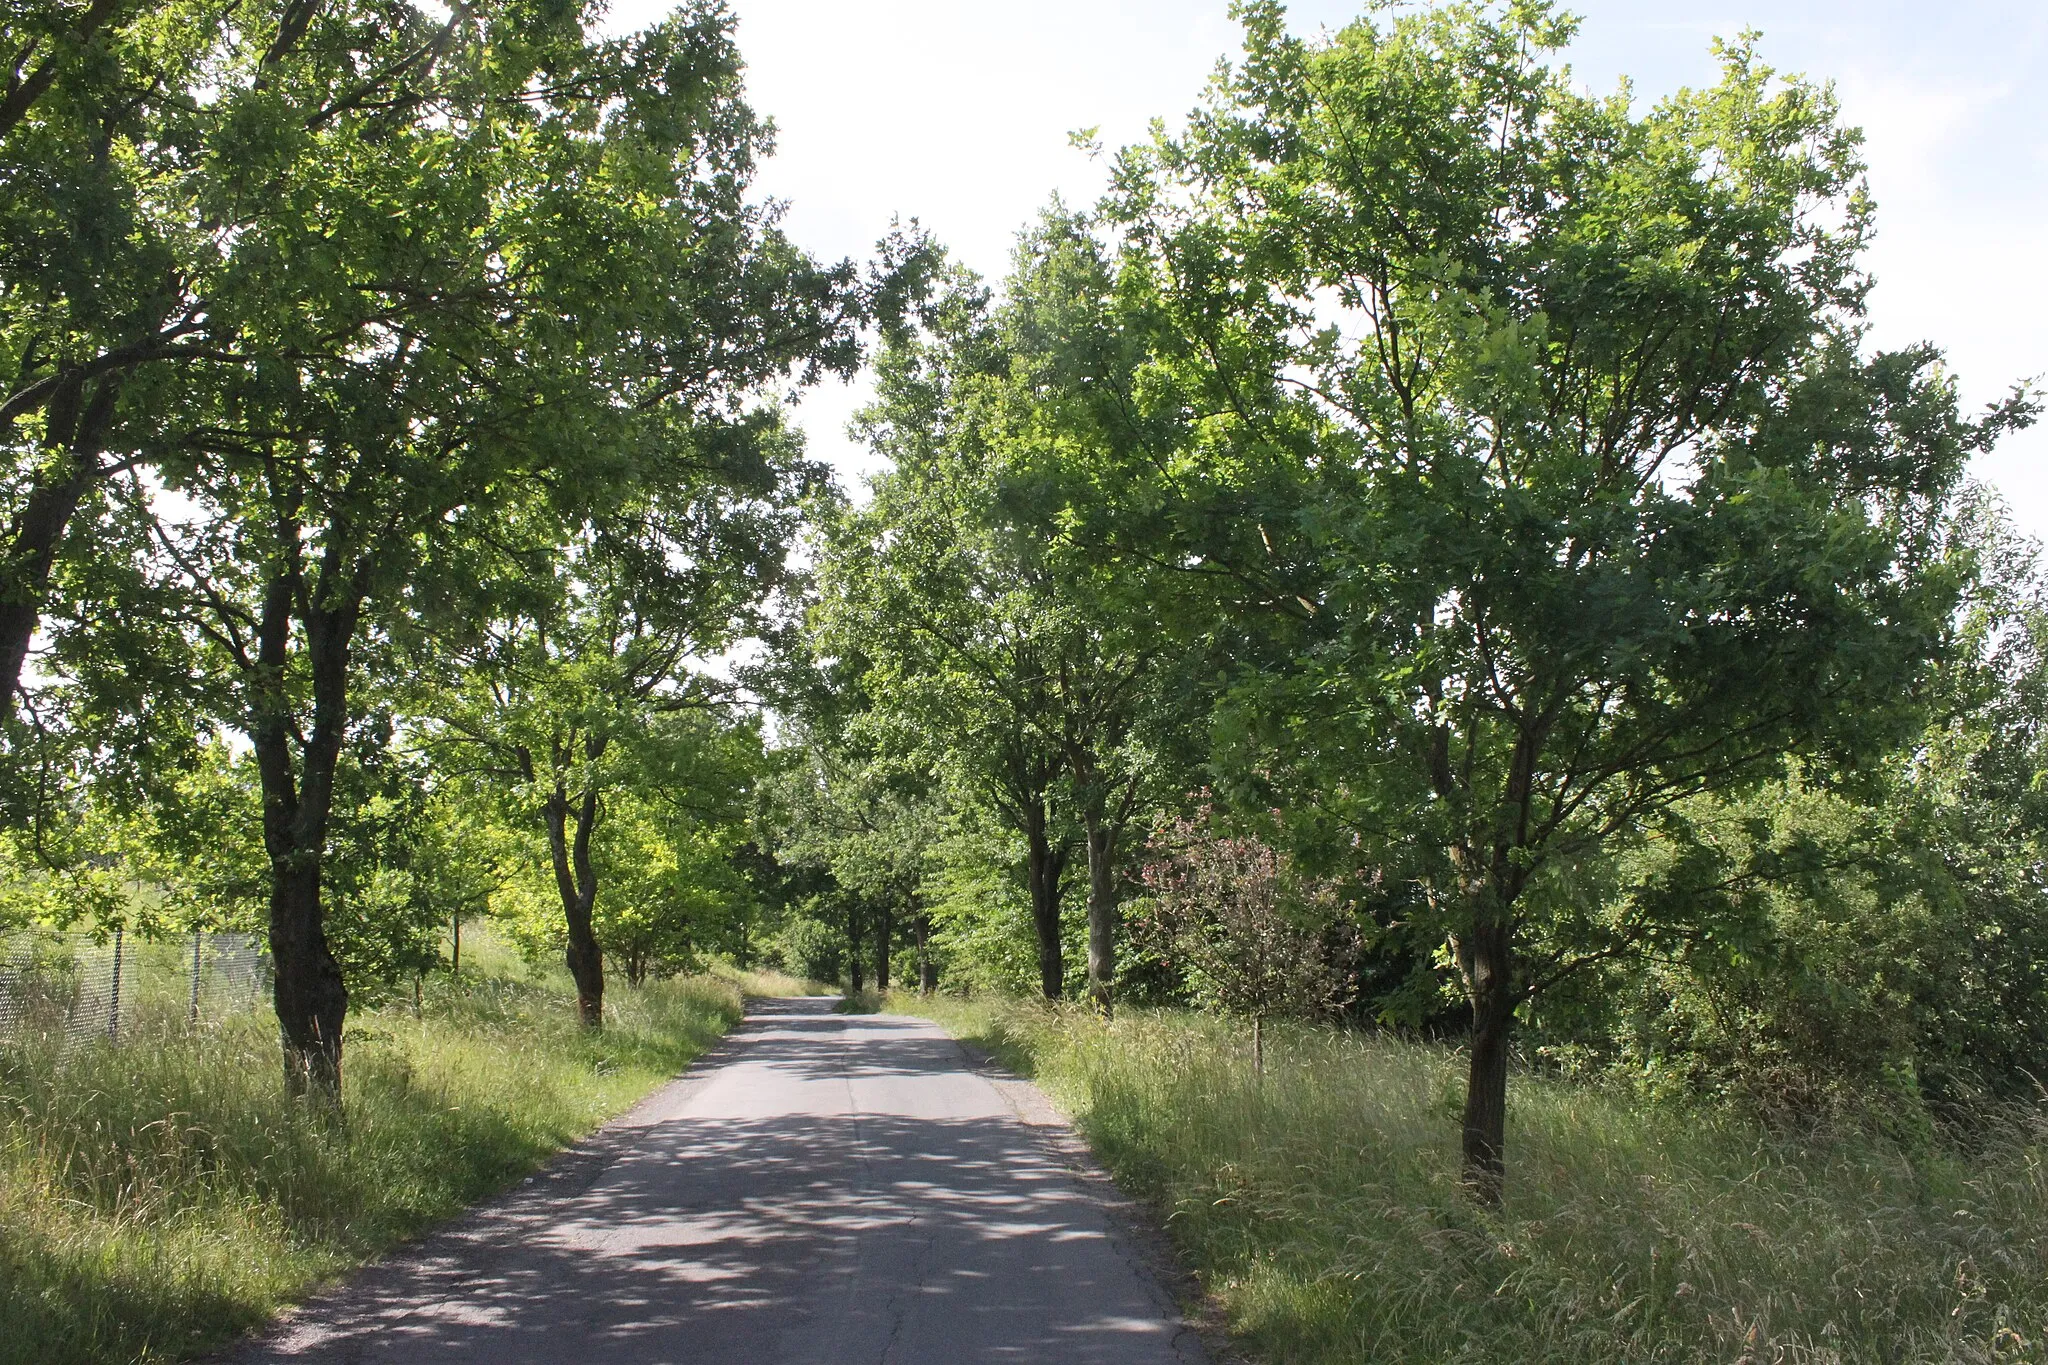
[902,993,2048,1365]
[0,936,741,1365]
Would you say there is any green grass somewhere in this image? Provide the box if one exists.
[0,928,742,1365]
[903,993,2048,1365]
[703,959,839,998]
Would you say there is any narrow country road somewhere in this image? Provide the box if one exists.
[229,997,1207,1364]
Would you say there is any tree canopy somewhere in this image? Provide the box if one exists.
[2,0,2040,1213]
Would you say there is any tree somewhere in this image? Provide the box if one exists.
[988,215,1179,1014]
[0,0,228,733]
[422,467,815,1026]
[1139,805,1354,1074]
[132,0,857,1095]
[487,720,764,990]
[814,306,1077,996]
[764,719,935,992]
[817,233,1177,1006]
[1096,1,2034,1196]
[1536,493,2048,1121]
[0,0,587,742]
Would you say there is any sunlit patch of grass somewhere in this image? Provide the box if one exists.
[705,958,838,998]
[907,994,2048,1365]
[0,931,741,1365]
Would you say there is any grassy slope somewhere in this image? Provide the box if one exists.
[0,930,741,1365]
[906,994,2048,1365]
[705,961,840,998]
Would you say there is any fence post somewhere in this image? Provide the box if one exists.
[107,927,123,1045]
[190,930,202,1026]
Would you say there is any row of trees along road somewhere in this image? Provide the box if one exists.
[0,0,876,1100]
[796,1,2036,1201]
[5,0,2042,1205]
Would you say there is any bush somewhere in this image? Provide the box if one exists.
[778,915,842,985]
[1526,768,2048,1130]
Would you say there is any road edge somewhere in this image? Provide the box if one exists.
[943,1029,1251,1365]
[207,1006,758,1363]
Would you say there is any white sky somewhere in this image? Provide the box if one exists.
[609,0,2048,534]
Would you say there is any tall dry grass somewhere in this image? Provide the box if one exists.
[911,995,2048,1364]
[0,932,740,1365]
[704,958,839,998]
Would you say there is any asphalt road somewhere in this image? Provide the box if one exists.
[229,996,1207,1364]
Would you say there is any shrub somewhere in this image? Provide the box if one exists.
[779,914,842,984]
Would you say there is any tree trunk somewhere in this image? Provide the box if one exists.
[1457,914,1514,1204]
[562,902,603,1026]
[250,549,357,1106]
[1083,814,1116,1017]
[843,895,865,993]
[916,913,935,994]
[0,378,115,719]
[1024,799,1065,999]
[546,784,604,1029]
[268,853,348,1100]
[875,901,892,992]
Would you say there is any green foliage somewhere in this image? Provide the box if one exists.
[754,708,940,992]
[914,995,2048,1365]
[0,738,481,1001]
[776,914,843,985]
[3,0,2045,1339]
[1170,0,2004,915]
[459,701,769,973]
[782,1,2043,1194]
[811,221,1185,1003]
[1038,0,2036,1185]
[1527,516,2048,1123]
[4,0,863,1086]
[922,817,1076,995]
[1530,775,1954,1126]
[418,490,801,1020]
[1136,808,1355,1026]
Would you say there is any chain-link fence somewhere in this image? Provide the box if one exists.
[0,929,270,1047]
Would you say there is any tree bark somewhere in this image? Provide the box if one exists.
[845,896,865,993]
[875,900,892,992]
[1024,797,1067,999]
[1083,814,1116,1017]
[546,782,604,1028]
[1456,912,1514,1204]
[268,848,348,1099]
[916,913,935,994]
[251,539,357,1105]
